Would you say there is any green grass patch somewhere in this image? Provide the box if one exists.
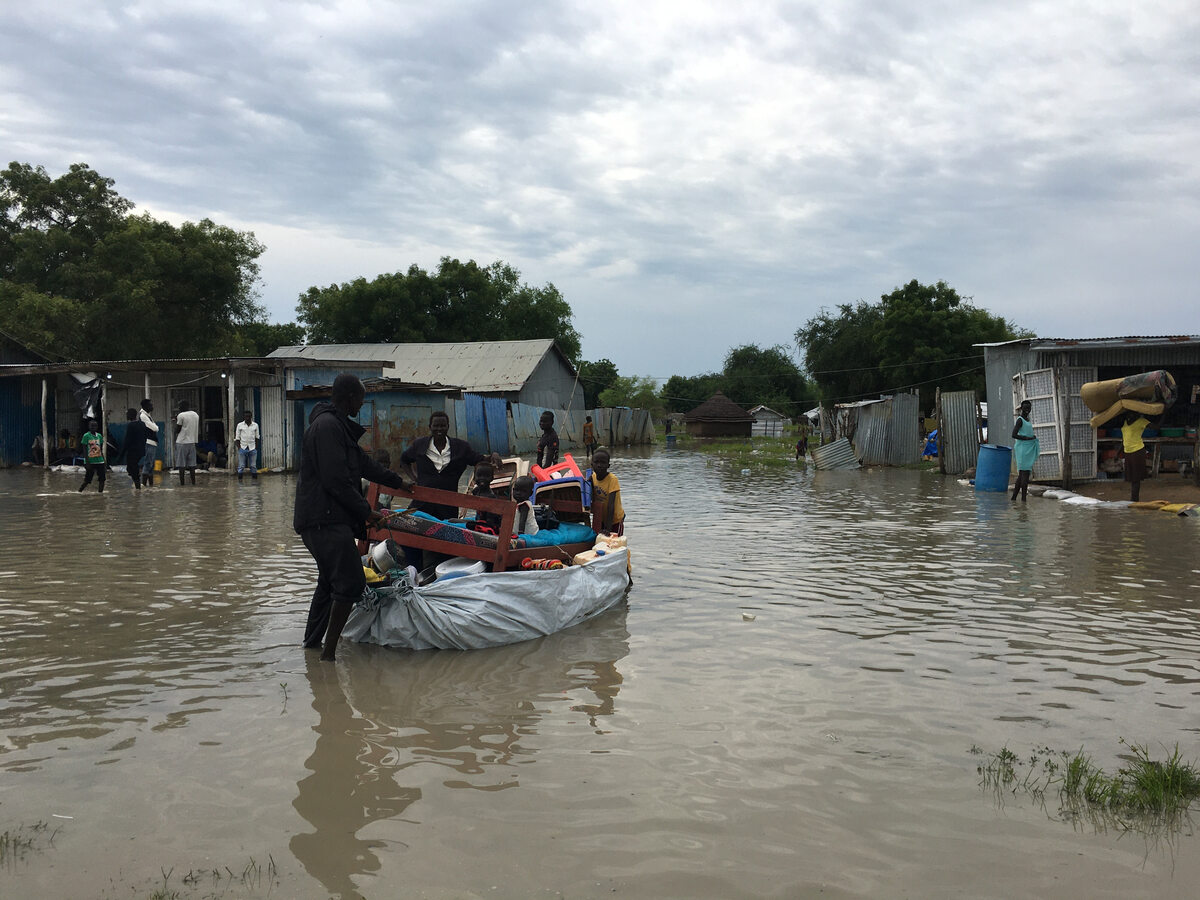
[692,435,805,469]
[974,740,1200,831]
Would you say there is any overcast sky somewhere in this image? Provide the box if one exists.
[3,1,1198,378]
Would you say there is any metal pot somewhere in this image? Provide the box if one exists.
[369,540,398,573]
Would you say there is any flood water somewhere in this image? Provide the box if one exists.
[3,453,1200,898]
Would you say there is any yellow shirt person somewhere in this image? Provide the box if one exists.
[1121,416,1149,453]
[589,449,625,534]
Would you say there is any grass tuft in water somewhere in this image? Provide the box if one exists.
[0,821,57,869]
[977,740,1200,830]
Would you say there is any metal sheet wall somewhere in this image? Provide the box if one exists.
[483,396,510,455]
[940,391,980,475]
[850,395,919,466]
[258,385,286,469]
[0,378,35,466]
[811,437,860,470]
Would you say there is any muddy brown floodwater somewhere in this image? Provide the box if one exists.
[3,454,1200,898]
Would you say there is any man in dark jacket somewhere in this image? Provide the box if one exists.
[294,374,410,661]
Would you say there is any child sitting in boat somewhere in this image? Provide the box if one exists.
[471,461,503,531]
[589,449,625,535]
[511,475,540,536]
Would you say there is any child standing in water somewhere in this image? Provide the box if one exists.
[1011,399,1039,502]
[589,448,625,535]
[78,419,107,493]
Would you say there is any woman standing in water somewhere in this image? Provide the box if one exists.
[1011,399,1039,502]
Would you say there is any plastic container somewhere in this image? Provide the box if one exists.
[974,444,1013,493]
[531,453,583,482]
[434,557,486,581]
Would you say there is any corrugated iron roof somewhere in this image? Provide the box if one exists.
[0,356,394,376]
[268,340,568,392]
[976,335,1200,350]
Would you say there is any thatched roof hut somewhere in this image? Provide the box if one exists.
[684,392,754,437]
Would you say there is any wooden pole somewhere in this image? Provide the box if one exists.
[101,378,108,464]
[41,378,49,469]
[227,367,236,468]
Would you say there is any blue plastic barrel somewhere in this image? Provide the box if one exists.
[975,444,1013,492]
[666,434,677,447]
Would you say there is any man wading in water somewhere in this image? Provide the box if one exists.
[294,374,410,661]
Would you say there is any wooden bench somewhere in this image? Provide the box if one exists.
[361,481,600,572]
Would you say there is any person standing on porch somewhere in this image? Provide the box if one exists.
[1121,411,1151,502]
[235,410,260,482]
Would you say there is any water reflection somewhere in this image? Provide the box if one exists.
[290,612,630,897]
[5,458,1200,896]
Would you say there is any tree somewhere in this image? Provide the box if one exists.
[1,161,267,359]
[231,321,307,356]
[660,372,724,413]
[577,358,620,408]
[796,280,1025,409]
[296,257,582,361]
[720,344,809,414]
[598,375,662,414]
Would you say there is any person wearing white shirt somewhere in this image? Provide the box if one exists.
[174,399,201,485]
[235,410,260,482]
[138,399,160,486]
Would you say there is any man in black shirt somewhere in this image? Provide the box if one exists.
[294,374,409,661]
[537,410,559,469]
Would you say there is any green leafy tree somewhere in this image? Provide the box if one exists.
[1,161,266,359]
[0,281,86,359]
[721,344,809,414]
[797,280,1024,409]
[599,375,662,415]
[660,372,724,413]
[577,358,620,408]
[231,321,308,356]
[296,257,582,361]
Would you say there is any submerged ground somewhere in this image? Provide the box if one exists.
[2,453,1199,898]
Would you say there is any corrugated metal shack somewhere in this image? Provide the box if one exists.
[270,339,582,412]
[826,395,920,466]
[275,341,654,465]
[980,335,1200,486]
[748,405,789,437]
[289,379,655,468]
[938,390,984,475]
[0,355,391,470]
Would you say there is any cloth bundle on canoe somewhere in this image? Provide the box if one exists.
[1080,370,1177,429]
[343,549,631,650]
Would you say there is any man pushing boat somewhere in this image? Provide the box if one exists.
[294,374,411,661]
